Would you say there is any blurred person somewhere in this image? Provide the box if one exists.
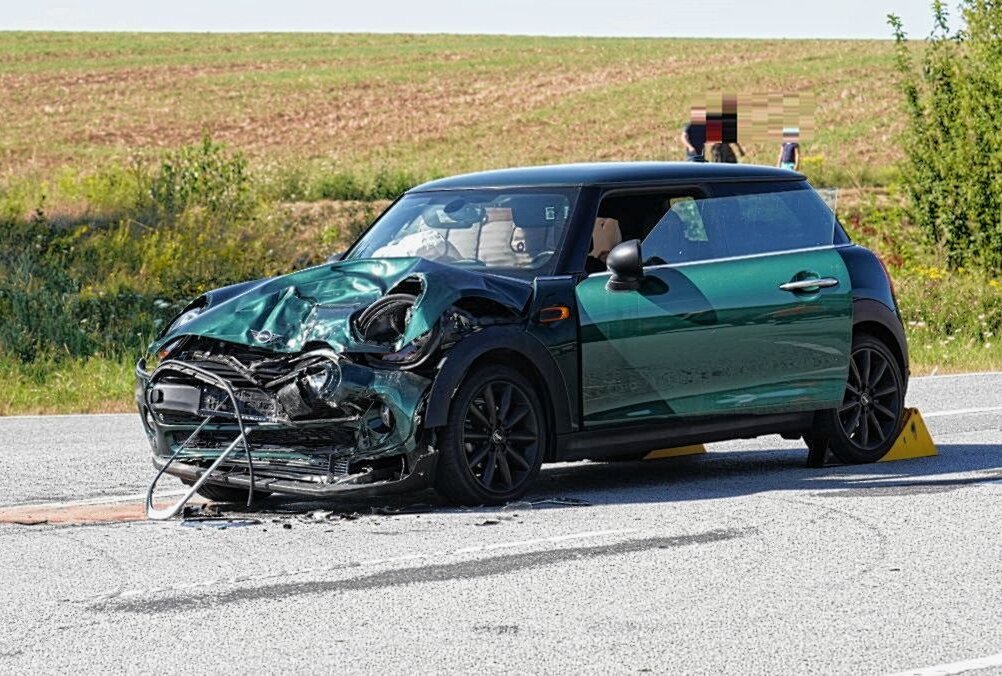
[709,140,746,163]
[680,105,707,162]
[778,128,800,171]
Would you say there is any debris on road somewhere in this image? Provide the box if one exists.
[179,518,262,530]
[531,497,592,507]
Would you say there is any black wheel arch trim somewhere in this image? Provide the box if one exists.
[423,326,573,435]
[852,297,910,385]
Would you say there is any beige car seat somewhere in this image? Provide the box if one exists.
[477,207,522,267]
[590,217,622,262]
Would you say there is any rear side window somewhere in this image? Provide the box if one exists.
[719,188,836,257]
[641,186,836,264]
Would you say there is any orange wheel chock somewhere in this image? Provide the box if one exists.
[879,407,938,462]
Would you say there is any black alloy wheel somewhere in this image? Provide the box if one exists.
[838,345,902,451]
[821,333,905,464]
[462,379,540,494]
[435,365,546,505]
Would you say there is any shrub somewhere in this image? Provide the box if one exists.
[889,2,1002,272]
[146,135,253,222]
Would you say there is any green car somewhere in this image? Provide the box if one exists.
[137,163,908,511]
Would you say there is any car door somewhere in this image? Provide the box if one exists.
[575,183,852,427]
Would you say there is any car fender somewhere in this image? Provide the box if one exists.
[852,297,910,385]
[422,325,573,435]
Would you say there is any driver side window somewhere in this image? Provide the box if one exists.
[590,190,708,272]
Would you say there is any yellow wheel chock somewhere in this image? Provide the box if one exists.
[643,444,707,460]
[642,408,936,466]
[878,408,938,462]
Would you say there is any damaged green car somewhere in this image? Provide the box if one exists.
[137,163,909,514]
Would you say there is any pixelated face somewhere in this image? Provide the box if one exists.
[690,106,706,124]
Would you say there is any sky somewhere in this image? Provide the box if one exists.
[4,0,937,39]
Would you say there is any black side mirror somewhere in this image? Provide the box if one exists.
[606,239,644,291]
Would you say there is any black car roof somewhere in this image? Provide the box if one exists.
[412,162,802,191]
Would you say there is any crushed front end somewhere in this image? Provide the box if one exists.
[136,336,434,503]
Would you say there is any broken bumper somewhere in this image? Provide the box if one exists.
[135,350,435,500]
[149,444,438,499]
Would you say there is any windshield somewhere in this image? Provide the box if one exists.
[344,188,579,280]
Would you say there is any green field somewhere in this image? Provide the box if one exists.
[1,32,999,415]
[2,32,903,204]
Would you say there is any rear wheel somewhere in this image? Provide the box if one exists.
[816,333,905,463]
[434,365,546,505]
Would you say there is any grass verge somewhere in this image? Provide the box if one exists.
[0,354,137,416]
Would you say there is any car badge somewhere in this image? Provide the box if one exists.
[250,329,282,344]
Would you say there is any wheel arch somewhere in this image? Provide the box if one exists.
[852,298,909,392]
[423,326,572,460]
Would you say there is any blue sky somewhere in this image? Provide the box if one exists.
[4,1,936,39]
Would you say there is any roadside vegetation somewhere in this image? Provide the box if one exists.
[1,23,1000,415]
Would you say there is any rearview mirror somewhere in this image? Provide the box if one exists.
[606,239,644,291]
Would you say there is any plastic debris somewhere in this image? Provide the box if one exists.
[531,497,592,507]
[179,518,261,530]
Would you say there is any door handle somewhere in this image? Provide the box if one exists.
[779,277,839,292]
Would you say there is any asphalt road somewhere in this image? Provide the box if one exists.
[1,373,1002,675]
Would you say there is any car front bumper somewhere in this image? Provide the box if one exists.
[135,355,435,499]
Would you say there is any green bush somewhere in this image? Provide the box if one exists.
[0,139,323,366]
[889,1,1002,272]
[146,135,254,222]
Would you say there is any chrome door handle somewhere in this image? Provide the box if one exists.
[779,277,839,292]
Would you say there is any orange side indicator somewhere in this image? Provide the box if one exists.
[538,305,572,323]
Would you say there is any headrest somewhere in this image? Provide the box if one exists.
[590,217,622,258]
[484,207,513,223]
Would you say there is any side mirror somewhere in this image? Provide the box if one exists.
[327,251,345,263]
[606,239,644,291]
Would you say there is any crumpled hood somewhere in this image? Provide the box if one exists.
[152,258,532,354]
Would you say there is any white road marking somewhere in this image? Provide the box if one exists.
[885,651,1002,676]
[911,371,1002,382]
[0,489,187,510]
[99,527,641,601]
[922,406,1002,419]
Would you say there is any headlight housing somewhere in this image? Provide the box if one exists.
[168,303,206,333]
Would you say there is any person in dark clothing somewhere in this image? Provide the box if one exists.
[705,94,744,163]
[778,127,800,170]
[709,140,746,163]
[680,105,707,162]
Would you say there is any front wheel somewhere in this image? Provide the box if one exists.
[434,365,546,505]
[815,334,905,463]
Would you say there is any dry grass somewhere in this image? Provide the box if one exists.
[2,32,906,196]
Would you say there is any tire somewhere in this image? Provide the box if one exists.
[434,365,547,506]
[182,480,269,504]
[816,333,906,464]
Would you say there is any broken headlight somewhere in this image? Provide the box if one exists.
[303,360,343,405]
[356,294,441,369]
